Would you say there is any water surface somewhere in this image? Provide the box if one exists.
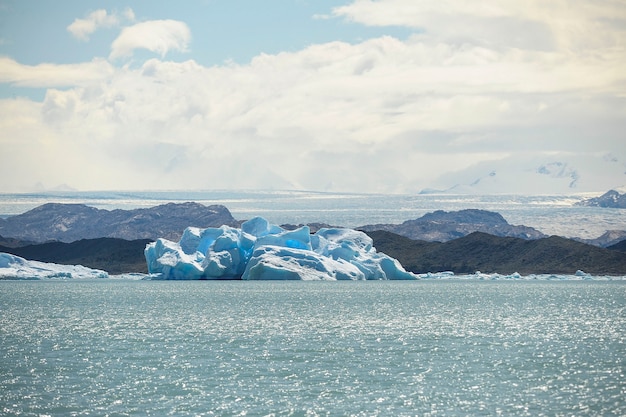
[1,280,624,416]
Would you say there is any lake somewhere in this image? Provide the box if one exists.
[1,280,624,416]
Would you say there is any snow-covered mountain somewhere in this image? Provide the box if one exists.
[576,189,626,208]
[425,152,626,194]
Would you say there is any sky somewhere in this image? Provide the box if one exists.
[0,0,625,194]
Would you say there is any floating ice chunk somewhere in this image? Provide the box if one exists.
[146,238,205,280]
[241,216,283,238]
[255,226,312,251]
[314,227,373,256]
[145,217,417,280]
[418,271,456,279]
[415,271,626,280]
[179,227,203,255]
[378,255,417,280]
[242,245,365,281]
[0,252,108,280]
[153,224,255,279]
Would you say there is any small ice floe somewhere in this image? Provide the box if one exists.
[417,269,625,281]
[0,253,108,280]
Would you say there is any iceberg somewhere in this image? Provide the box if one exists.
[145,217,417,280]
[0,253,108,280]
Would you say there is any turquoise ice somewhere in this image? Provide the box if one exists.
[144,216,416,280]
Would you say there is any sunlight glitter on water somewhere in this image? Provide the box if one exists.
[1,280,625,416]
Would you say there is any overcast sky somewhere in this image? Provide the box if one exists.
[1,0,625,194]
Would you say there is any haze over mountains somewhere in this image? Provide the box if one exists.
[358,209,545,242]
[1,203,547,244]
[0,202,237,243]
[23,154,626,196]
[421,154,626,195]
[1,196,625,276]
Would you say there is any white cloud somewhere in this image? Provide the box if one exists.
[67,8,134,41]
[1,1,625,193]
[0,57,114,87]
[109,20,191,60]
[332,0,626,51]
[4,31,621,192]
[122,8,135,22]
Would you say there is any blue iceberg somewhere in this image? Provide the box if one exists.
[145,217,417,280]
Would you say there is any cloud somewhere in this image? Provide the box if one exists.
[109,20,191,60]
[0,57,114,87]
[332,0,626,51]
[430,152,626,194]
[5,31,621,192]
[67,8,134,41]
[1,1,625,193]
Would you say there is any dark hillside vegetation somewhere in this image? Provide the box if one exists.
[608,239,626,252]
[0,238,151,274]
[366,230,626,275]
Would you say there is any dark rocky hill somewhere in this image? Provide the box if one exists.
[359,209,545,242]
[0,202,237,243]
[366,230,626,275]
[0,235,34,248]
[576,189,626,208]
[608,239,626,252]
[0,238,152,274]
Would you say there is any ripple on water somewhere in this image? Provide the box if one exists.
[0,280,624,416]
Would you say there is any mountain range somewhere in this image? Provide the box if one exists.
[575,189,626,209]
[358,209,545,241]
[0,202,237,243]
[1,201,625,275]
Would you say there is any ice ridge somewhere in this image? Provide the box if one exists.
[145,217,417,280]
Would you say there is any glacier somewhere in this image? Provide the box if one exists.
[0,253,108,280]
[144,217,417,280]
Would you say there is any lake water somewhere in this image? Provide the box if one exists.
[1,280,624,416]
